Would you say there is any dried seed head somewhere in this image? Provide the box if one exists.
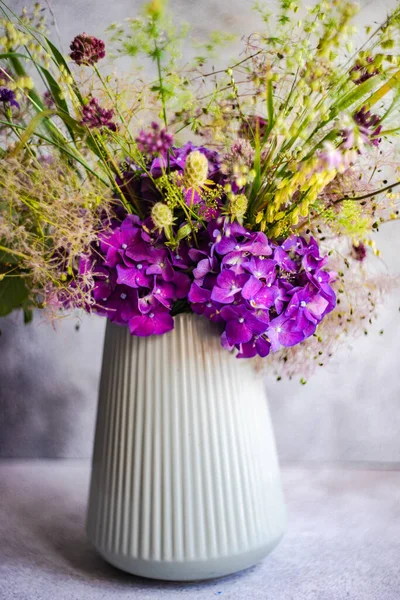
[183,150,209,189]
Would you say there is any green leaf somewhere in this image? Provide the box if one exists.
[45,37,84,104]
[0,277,29,317]
[10,109,55,155]
[176,223,192,241]
[334,75,382,114]
[266,78,274,127]
[39,67,76,140]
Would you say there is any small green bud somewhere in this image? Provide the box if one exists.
[151,202,175,230]
[183,150,209,189]
[229,194,248,221]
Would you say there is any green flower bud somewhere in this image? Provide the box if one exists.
[183,150,209,189]
[151,202,174,229]
[229,194,248,221]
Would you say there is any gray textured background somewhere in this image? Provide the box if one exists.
[1,0,399,461]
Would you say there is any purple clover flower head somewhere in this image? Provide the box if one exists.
[136,122,173,157]
[81,97,117,132]
[188,218,336,358]
[70,33,106,66]
[0,88,20,109]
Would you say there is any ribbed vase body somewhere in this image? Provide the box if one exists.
[86,314,285,581]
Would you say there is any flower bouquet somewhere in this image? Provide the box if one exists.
[1,0,399,581]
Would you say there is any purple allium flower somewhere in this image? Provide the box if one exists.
[223,138,255,173]
[69,33,106,66]
[351,57,379,85]
[81,97,117,132]
[352,242,367,262]
[188,218,336,358]
[0,88,20,109]
[353,107,382,147]
[136,122,173,157]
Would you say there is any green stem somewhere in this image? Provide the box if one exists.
[0,245,30,261]
[333,181,400,204]
[0,119,109,186]
[152,27,168,128]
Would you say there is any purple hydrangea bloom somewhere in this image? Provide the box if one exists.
[129,308,174,336]
[188,283,223,322]
[70,33,106,66]
[211,270,249,304]
[0,88,20,109]
[220,304,266,345]
[81,97,117,132]
[188,219,336,358]
[79,214,191,337]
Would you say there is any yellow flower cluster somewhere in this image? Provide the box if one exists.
[6,76,34,94]
[263,157,337,229]
[0,20,30,50]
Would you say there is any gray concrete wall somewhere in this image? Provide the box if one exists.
[1,0,399,461]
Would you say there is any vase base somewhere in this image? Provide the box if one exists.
[92,534,284,582]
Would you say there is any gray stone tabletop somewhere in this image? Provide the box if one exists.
[1,461,399,599]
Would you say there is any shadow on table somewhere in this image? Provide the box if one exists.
[12,487,255,591]
[42,515,255,590]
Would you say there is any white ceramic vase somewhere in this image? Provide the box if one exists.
[86,314,285,581]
